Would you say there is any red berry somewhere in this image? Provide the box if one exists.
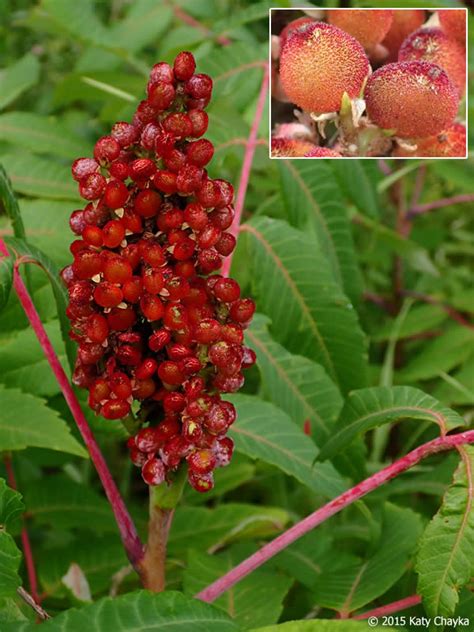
[194,318,221,343]
[110,371,133,399]
[110,162,130,182]
[141,241,165,267]
[142,458,166,485]
[69,210,87,235]
[94,282,123,308]
[148,81,176,110]
[94,136,121,163]
[136,427,161,453]
[81,225,103,248]
[86,313,109,343]
[157,360,184,386]
[150,62,175,84]
[111,122,139,147]
[107,306,136,330]
[101,399,131,420]
[214,436,234,467]
[149,329,171,352]
[185,74,213,99]
[163,113,193,139]
[122,276,143,303]
[129,158,156,181]
[174,51,196,81]
[188,469,214,493]
[186,139,214,167]
[79,173,107,200]
[140,294,164,321]
[163,391,186,413]
[73,250,103,279]
[71,158,99,182]
[136,358,158,380]
[143,268,165,294]
[135,190,162,217]
[213,278,240,302]
[215,232,236,256]
[103,256,132,284]
[153,170,177,194]
[102,220,126,248]
[187,449,216,474]
[230,298,255,323]
[188,109,209,137]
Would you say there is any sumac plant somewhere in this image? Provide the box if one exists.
[0,3,473,632]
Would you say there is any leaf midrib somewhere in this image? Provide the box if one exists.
[242,223,338,385]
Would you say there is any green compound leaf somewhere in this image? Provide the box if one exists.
[278,159,363,304]
[244,216,368,394]
[312,504,422,614]
[319,386,466,461]
[416,446,474,617]
[228,394,346,499]
[0,153,80,201]
[0,479,24,598]
[247,314,343,438]
[0,386,87,457]
[0,54,40,111]
[0,112,91,159]
[184,548,293,629]
[2,590,240,632]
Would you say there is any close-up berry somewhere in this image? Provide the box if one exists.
[271,138,316,158]
[438,9,466,48]
[381,9,426,62]
[364,61,459,139]
[399,27,466,95]
[65,51,255,493]
[279,21,370,114]
[328,9,394,51]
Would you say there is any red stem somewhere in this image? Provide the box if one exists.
[407,193,474,218]
[196,429,474,602]
[221,63,270,278]
[0,241,144,568]
[168,2,231,45]
[402,290,474,331]
[3,456,40,605]
[353,594,422,620]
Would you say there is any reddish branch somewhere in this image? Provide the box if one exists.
[166,2,231,46]
[407,193,474,218]
[354,594,422,620]
[3,455,40,605]
[221,63,270,277]
[196,429,474,603]
[402,290,474,331]
[0,240,144,569]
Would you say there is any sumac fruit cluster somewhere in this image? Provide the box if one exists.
[63,51,256,493]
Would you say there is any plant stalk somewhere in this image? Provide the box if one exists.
[0,240,144,569]
[137,467,186,591]
[221,62,270,277]
[196,429,474,603]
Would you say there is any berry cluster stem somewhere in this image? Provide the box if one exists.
[196,429,474,603]
[0,239,144,568]
[138,467,186,591]
[221,63,270,277]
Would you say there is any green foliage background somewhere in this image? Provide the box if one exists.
[0,1,472,630]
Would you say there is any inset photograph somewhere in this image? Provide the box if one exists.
[270,8,467,158]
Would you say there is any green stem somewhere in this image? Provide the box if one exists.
[137,467,186,592]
